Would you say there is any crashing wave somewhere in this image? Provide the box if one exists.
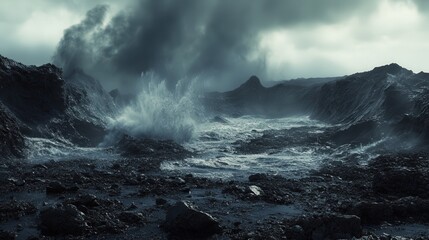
[103,72,202,144]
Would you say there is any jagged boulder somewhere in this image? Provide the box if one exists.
[116,135,190,159]
[163,201,222,238]
[39,204,88,236]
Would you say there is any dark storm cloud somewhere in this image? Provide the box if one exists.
[53,0,377,92]
[53,5,109,76]
[413,0,429,12]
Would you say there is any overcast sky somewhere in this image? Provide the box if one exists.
[1,0,429,91]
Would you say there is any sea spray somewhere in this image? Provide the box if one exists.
[104,72,202,144]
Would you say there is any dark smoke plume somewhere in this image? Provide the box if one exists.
[53,0,375,92]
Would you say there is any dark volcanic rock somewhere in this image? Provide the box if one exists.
[0,55,116,149]
[0,103,25,159]
[0,201,37,222]
[68,194,100,208]
[396,87,429,145]
[0,56,66,123]
[116,135,190,159]
[373,168,429,198]
[284,214,362,240]
[0,230,16,240]
[39,204,87,236]
[248,173,268,182]
[311,63,415,124]
[329,120,383,145]
[46,181,79,194]
[156,198,168,206]
[349,201,392,225]
[349,197,429,225]
[370,153,429,198]
[163,201,222,238]
[118,211,145,224]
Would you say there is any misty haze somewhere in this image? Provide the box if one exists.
[1,0,429,239]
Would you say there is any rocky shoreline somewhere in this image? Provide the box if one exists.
[2,55,429,239]
[1,147,429,239]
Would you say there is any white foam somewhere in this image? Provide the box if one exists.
[161,116,330,179]
[104,72,201,143]
[25,137,118,163]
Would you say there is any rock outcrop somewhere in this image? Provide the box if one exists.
[0,103,25,159]
[39,204,88,236]
[212,64,429,149]
[163,201,222,238]
[204,75,318,117]
[311,63,416,124]
[0,55,117,159]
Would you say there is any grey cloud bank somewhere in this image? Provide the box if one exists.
[52,0,377,92]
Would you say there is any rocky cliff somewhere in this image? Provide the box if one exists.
[311,63,420,124]
[0,55,117,159]
[213,63,429,147]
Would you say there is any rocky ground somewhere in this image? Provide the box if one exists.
[1,135,429,240]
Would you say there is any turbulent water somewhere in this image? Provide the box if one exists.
[23,73,382,179]
[25,114,384,179]
[161,115,380,179]
[25,137,119,163]
[104,72,201,144]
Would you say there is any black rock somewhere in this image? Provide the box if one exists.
[0,230,16,240]
[70,194,100,208]
[248,173,268,182]
[370,154,429,198]
[156,198,168,206]
[0,103,25,159]
[116,135,190,159]
[0,55,116,148]
[163,201,222,238]
[39,204,87,236]
[46,181,67,194]
[284,225,305,240]
[0,200,37,222]
[285,214,362,240]
[350,201,391,225]
[118,211,145,224]
[349,197,429,225]
[46,181,79,194]
[373,167,429,198]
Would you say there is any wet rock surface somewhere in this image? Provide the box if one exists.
[163,201,222,238]
[0,200,37,222]
[0,103,25,159]
[39,204,88,236]
[1,56,429,239]
[283,214,363,239]
[0,152,428,239]
[116,135,191,160]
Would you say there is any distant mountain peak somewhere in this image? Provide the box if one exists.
[371,63,411,75]
[239,75,263,89]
